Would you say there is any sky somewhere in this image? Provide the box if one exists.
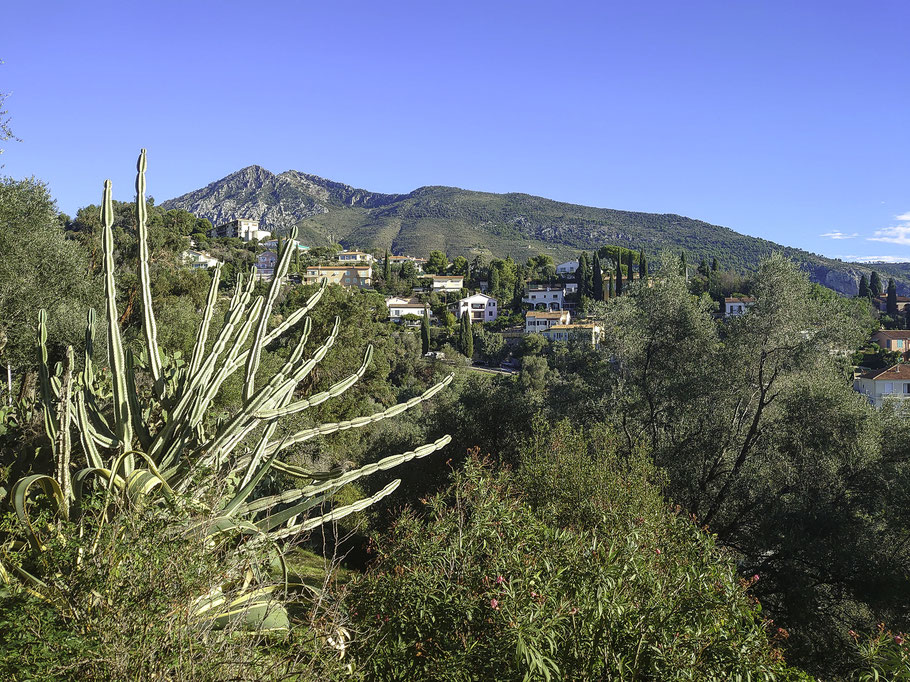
[3,0,909,263]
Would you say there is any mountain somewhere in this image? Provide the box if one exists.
[161,166,909,296]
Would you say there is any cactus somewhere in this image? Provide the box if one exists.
[1,150,452,632]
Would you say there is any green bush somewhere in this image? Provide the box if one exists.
[0,494,350,681]
[348,430,809,680]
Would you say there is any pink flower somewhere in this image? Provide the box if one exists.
[752,574,760,583]
[655,548,661,555]
[896,635,905,646]
[490,599,499,610]
[496,575,505,585]
[530,591,538,598]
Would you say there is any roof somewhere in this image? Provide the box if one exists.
[872,330,910,339]
[547,324,597,330]
[460,293,495,302]
[338,251,370,256]
[428,275,464,281]
[526,311,570,319]
[306,265,371,272]
[875,294,910,302]
[725,297,756,303]
[859,364,910,381]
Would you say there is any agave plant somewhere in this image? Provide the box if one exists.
[0,149,451,631]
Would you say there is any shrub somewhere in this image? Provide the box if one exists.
[348,443,809,680]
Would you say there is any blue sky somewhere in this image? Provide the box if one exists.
[3,0,909,262]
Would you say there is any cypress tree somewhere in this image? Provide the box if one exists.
[639,248,648,283]
[592,252,604,301]
[291,247,301,275]
[679,251,687,278]
[857,274,871,299]
[490,267,501,300]
[711,257,719,272]
[870,271,883,299]
[383,249,391,283]
[887,278,898,317]
[698,259,709,277]
[608,273,615,298]
[421,307,430,355]
[464,312,474,359]
[576,253,590,298]
[615,257,623,296]
[626,251,634,285]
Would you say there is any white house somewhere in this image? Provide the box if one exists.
[208,218,271,242]
[556,260,579,277]
[522,286,564,311]
[427,275,464,292]
[386,298,433,325]
[182,250,219,269]
[542,323,603,345]
[304,265,373,289]
[853,364,910,409]
[337,251,374,264]
[724,297,756,318]
[455,293,498,323]
[525,310,571,334]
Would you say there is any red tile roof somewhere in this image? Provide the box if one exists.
[860,364,910,380]
[872,330,910,339]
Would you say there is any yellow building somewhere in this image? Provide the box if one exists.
[304,265,373,289]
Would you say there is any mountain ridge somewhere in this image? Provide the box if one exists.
[160,167,910,296]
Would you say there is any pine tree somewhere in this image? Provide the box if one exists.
[592,252,604,301]
[857,274,871,299]
[383,249,391,283]
[887,278,898,317]
[639,248,648,283]
[626,251,634,286]
[615,257,624,296]
[870,271,883,299]
[421,307,430,355]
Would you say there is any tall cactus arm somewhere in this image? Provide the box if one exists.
[82,309,97,392]
[101,179,135,460]
[227,279,327,375]
[241,435,452,516]
[126,350,153,451]
[255,345,374,420]
[37,310,57,443]
[267,479,402,542]
[243,231,298,401]
[187,262,223,379]
[54,346,75,504]
[265,374,454,458]
[134,149,164,397]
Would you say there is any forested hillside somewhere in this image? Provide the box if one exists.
[162,165,909,296]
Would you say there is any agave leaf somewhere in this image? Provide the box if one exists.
[12,475,67,550]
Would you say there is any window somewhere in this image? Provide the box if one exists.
[885,382,894,394]
[898,340,905,349]
[905,383,910,395]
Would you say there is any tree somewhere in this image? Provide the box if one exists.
[460,312,473,359]
[608,273,615,298]
[639,248,648,283]
[870,270,883,298]
[451,256,468,276]
[421,306,431,355]
[383,249,392,283]
[679,251,688,278]
[592,252,604,301]
[698,259,710,277]
[576,253,591,299]
[887,278,898,317]
[424,250,449,275]
[0,177,102,387]
[0,61,20,163]
[626,251,635,286]
[712,257,719,272]
[857,274,872,299]
[615,256,624,296]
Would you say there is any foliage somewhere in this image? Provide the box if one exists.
[0,151,452,641]
[349,432,806,681]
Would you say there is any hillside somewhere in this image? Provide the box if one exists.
[162,166,909,296]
